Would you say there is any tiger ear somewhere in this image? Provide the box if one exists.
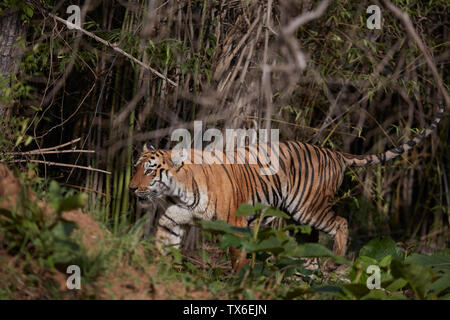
[171,148,188,169]
[143,142,155,153]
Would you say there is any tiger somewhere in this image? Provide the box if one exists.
[130,102,444,270]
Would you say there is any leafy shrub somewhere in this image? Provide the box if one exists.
[193,203,450,300]
[0,180,87,269]
[200,203,348,272]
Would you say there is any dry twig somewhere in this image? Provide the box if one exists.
[12,159,111,175]
[45,11,178,87]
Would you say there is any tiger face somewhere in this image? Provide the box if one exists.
[129,144,185,203]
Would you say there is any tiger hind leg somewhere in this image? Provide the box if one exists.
[227,215,251,273]
[312,210,348,256]
[229,247,249,273]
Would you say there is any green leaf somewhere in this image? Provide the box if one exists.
[243,237,284,255]
[386,278,408,292]
[49,180,61,194]
[234,202,267,217]
[350,255,378,284]
[272,229,294,244]
[220,233,243,249]
[56,193,87,213]
[441,293,450,300]
[359,237,403,261]
[263,207,290,219]
[342,283,370,299]
[199,219,250,235]
[391,260,434,300]
[388,292,408,300]
[361,289,407,300]
[22,5,33,18]
[51,239,80,264]
[48,180,63,211]
[183,261,197,274]
[310,284,344,296]
[379,254,393,268]
[51,221,76,238]
[14,135,23,147]
[284,285,311,299]
[266,224,311,236]
[199,249,211,264]
[428,275,450,296]
[405,251,450,273]
[298,225,312,235]
[0,208,14,220]
[24,136,33,146]
[288,243,350,265]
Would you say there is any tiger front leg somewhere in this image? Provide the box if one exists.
[155,205,193,253]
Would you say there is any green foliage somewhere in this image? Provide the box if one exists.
[0,180,86,268]
[47,180,88,214]
[1,0,448,299]
[0,177,115,299]
[194,203,449,300]
[405,249,450,273]
[343,238,450,300]
[200,203,349,273]
[0,0,34,22]
[1,196,448,299]
[359,236,403,261]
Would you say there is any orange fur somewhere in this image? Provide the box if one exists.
[130,102,443,271]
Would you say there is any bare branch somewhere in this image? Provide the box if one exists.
[9,150,95,155]
[382,0,449,107]
[283,0,330,35]
[45,11,178,87]
[27,138,81,153]
[11,159,111,175]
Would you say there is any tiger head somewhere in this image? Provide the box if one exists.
[129,143,187,203]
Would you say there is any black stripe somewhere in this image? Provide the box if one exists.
[219,164,237,219]
[305,147,329,220]
[241,164,258,204]
[284,142,303,210]
[375,153,384,164]
[188,176,200,209]
[213,198,218,220]
[158,224,180,237]
[392,145,405,154]
[315,207,332,228]
[255,172,270,203]
[162,213,178,225]
[291,144,315,218]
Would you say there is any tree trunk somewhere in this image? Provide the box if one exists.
[0,9,26,119]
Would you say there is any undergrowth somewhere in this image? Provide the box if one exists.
[1,176,449,300]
